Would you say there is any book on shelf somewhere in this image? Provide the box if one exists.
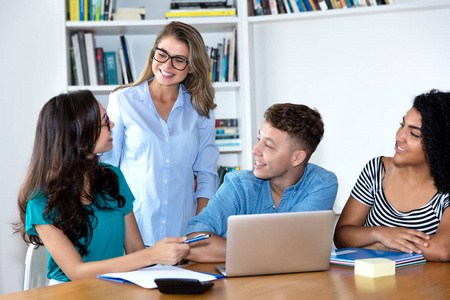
[115,51,124,85]
[253,0,263,15]
[216,43,223,82]
[95,47,106,85]
[166,7,236,18]
[120,35,134,83]
[215,118,240,147]
[112,7,146,20]
[221,38,229,82]
[227,27,237,82]
[211,47,218,82]
[118,48,129,84]
[66,0,115,21]
[84,32,98,86]
[170,0,228,9]
[69,47,78,85]
[71,33,84,85]
[104,51,118,85]
[330,248,426,268]
[68,0,80,21]
[217,165,240,186]
[76,31,90,85]
[249,0,394,15]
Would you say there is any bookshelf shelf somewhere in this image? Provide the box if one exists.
[62,0,253,170]
[219,146,243,153]
[67,81,240,94]
[66,18,239,35]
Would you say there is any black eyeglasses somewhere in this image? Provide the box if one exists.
[100,109,110,131]
[153,47,189,71]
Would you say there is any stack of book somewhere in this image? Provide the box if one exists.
[166,0,236,18]
[215,118,240,147]
[68,0,115,21]
[207,27,237,83]
[217,165,240,186]
[330,248,426,268]
[70,31,134,86]
[248,0,395,16]
[112,7,146,20]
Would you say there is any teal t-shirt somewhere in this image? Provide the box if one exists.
[25,164,134,282]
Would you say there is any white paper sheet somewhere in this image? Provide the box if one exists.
[98,264,219,289]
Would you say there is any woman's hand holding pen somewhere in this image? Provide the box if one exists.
[146,237,190,265]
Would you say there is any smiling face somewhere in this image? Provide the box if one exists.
[151,35,190,87]
[393,107,426,166]
[92,102,114,155]
[253,121,304,187]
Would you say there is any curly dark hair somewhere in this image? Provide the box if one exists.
[413,89,450,194]
[14,90,125,256]
[264,103,324,163]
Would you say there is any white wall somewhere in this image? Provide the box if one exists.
[0,1,64,294]
[251,5,450,212]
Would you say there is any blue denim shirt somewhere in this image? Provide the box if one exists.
[185,163,338,238]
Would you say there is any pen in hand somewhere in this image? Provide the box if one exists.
[183,234,210,244]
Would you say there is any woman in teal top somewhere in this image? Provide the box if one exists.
[14,90,189,283]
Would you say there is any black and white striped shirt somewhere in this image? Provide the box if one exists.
[351,156,449,235]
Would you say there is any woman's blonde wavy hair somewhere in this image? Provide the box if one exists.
[114,21,216,117]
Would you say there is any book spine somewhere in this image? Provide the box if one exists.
[228,28,236,82]
[84,33,98,86]
[103,0,110,21]
[212,48,218,82]
[71,34,84,85]
[95,47,106,85]
[222,38,229,82]
[79,0,85,21]
[104,51,118,85]
[69,0,80,21]
[166,10,236,17]
[118,48,129,84]
[253,0,263,15]
[77,31,90,85]
[217,43,223,82]
[120,35,134,83]
[115,51,123,85]
[69,46,78,85]
[100,0,105,20]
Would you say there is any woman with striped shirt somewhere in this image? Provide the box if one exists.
[334,90,450,262]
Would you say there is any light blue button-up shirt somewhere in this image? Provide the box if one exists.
[101,79,219,246]
[185,164,338,238]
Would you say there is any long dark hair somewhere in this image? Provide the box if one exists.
[413,89,450,194]
[14,90,125,255]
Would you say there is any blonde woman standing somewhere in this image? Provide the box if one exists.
[101,22,219,246]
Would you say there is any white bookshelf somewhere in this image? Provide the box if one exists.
[62,0,253,170]
[62,0,449,174]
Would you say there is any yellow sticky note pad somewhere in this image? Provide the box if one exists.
[354,258,395,278]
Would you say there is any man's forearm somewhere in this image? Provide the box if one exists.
[184,232,227,263]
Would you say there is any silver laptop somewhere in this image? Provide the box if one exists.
[215,210,335,277]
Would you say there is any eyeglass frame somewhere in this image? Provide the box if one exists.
[153,47,189,71]
[100,109,111,131]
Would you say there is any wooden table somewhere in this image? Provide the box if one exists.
[2,262,450,299]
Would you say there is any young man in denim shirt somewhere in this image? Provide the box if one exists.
[184,103,338,262]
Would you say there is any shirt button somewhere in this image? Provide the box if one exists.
[164,179,168,183]
[163,201,167,204]
[165,137,169,142]
[162,220,166,224]
[166,159,169,163]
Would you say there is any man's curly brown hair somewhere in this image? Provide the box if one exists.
[264,103,324,164]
